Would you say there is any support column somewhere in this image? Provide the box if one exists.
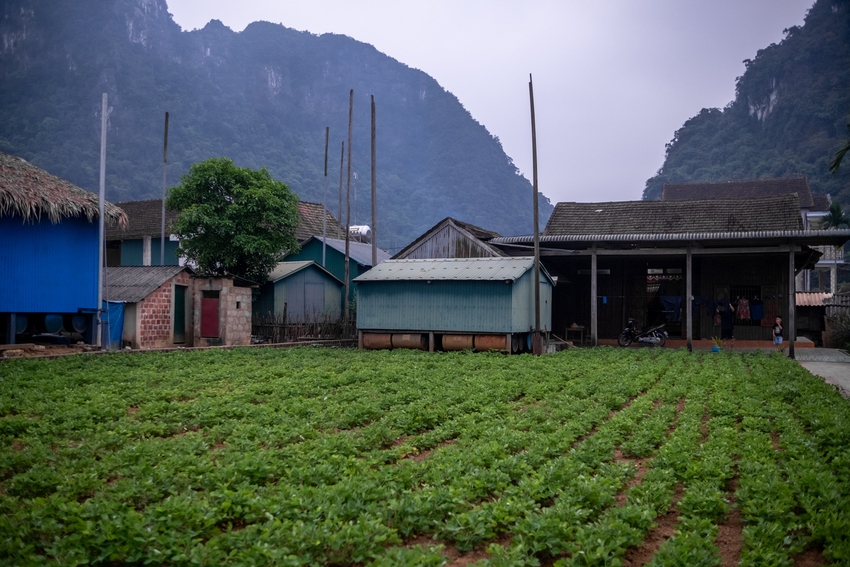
[591,243,598,346]
[142,235,152,266]
[831,263,838,294]
[6,314,16,345]
[789,244,796,359]
[686,245,693,352]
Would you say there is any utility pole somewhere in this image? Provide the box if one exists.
[344,89,353,329]
[160,111,169,266]
[322,126,329,267]
[97,93,108,349]
[529,74,542,356]
[371,95,377,267]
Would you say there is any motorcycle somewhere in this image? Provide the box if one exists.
[617,318,667,347]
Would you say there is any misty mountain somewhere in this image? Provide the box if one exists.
[643,0,850,202]
[0,0,552,248]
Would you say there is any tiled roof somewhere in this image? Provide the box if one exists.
[0,151,126,226]
[811,195,831,212]
[661,178,814,208]
[103,265,190,303]
[105,199,345,242]
[295,201,345,242]
[796,291,832,307]
[106,199,180,240]
[544,194,803,236]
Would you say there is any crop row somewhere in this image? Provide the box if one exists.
[1,347,849,565]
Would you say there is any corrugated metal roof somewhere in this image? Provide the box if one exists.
[796,292,832,307]
[314,237,390,267]
[103,265,190,303]
[492,228,850,247]
[268,260,342,284]
[354,257,551,283]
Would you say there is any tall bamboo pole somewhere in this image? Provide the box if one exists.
[371,95,377,267]
[322,126,329,267]
[338,141,344,234]
[528,74,542,355]
[344,89,353,329]
[97,93,108,348]
[160,112,169,266]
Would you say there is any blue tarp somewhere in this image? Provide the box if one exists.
[101,301,124,350]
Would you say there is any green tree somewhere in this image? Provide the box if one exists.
[819,201,850,229]
[167,157,300,283]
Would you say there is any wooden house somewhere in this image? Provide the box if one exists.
[0,152,126,344]
[354,257,554,353]
[105,199,344,267]
[489,194,850,356]
[253,261,343,323]
[105,200,181,267]
[661,177,843,292]
[392,217,505,259]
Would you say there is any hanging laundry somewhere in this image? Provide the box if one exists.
[660,296,683,322]
[750,297,763,321]
[737,298,750,320]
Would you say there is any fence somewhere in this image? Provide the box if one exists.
[252,306,355,343]
[824,293,850,318]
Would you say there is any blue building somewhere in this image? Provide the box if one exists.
[254,261,343,323]
[0,152,126,343]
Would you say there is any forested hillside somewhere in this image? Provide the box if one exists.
[0,0,551,247]
[644,0,850,202]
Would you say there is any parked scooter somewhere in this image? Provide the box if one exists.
[617,318,667,347]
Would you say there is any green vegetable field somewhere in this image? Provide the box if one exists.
[1,348,849,566]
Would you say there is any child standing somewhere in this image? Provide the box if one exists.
[773,315,783,350]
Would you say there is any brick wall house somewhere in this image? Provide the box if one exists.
[193,276,256,348]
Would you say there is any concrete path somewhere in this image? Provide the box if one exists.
[795,348,850,397]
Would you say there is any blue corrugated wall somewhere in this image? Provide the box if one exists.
[0,215,99,312]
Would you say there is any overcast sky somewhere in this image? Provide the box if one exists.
[166,0,813,205]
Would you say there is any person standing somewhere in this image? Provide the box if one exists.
[773,315,783,350]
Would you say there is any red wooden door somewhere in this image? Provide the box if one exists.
[201,297,219,337]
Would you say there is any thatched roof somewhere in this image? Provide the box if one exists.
[0,151,127,227]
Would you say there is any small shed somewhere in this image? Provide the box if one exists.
[103,266,194,349]
[193,275,256,348]
[354,257,554,353]
[0,151,126,344]
[254,261,343,323]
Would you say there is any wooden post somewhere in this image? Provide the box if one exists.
[528,74,542,355]
[6,314,16,345]
[591,243,598,346]
[344,89,353,330]
[789,243,796,359]
[322,126,329,267]
[338,141,344,235]
[686,245,693,352]
[371,95,378,267]
[161,111,169,266]
[97,92,107,348]
[428,331,434,353]
[358,329,364,350]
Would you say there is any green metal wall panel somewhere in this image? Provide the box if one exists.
[358,279,549,333]
[510,270,553,332]
[287,240,362,301]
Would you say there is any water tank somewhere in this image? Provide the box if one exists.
[349,225,372,243]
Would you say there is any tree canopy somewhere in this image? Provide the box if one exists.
[166,158,300,283]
